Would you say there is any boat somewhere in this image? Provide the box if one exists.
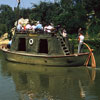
[1,28,90,67]
[1,0,96,67]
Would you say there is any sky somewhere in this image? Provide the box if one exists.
[0,0,54,9]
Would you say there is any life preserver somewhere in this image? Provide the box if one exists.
[29,39,34,45]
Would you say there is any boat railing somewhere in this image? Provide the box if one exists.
[15,28,58,36]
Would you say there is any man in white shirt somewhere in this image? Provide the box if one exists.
[78,32,84,53]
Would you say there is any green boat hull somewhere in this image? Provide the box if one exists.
[2,49,89,67]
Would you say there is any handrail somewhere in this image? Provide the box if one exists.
[83,42,96,68]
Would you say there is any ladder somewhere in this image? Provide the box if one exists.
[55,34,70,55]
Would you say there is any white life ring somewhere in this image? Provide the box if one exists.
[29,39,34,45]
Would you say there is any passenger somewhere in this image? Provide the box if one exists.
[62,29,67,38]
[7,39,12,48]
[44,25,48,32]
[17,22,22,31]
[21,24,26,31]
[78,31,84,53]
[26,23,32,30]
[35,21,43,30]
[55,24,61,32]
[61,28,70,50]
[46,23,54,33]
[23,24,26,31]
[31,24,36,32]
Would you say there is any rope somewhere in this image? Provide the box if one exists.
[83,42,96,68]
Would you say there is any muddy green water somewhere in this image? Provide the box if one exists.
[0,51,100,100]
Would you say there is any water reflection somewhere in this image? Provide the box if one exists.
[1,61,97,100]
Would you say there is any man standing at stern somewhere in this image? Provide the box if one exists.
[78,32,84,53]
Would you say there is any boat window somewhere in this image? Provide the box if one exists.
[38,39,48,53]
[18,38,26,51]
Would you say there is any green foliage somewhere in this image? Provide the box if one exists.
[0,24,7,36]
[0,0,100,38]
[85,39,100,50]
[97,33,100,38]
[84,0,100,18]
[0,5,15,36]
[87,20,100,38]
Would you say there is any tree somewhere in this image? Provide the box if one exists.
[0,5,15,33]
[0,24,7,36]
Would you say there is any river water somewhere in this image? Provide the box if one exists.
[0,51,100,100]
